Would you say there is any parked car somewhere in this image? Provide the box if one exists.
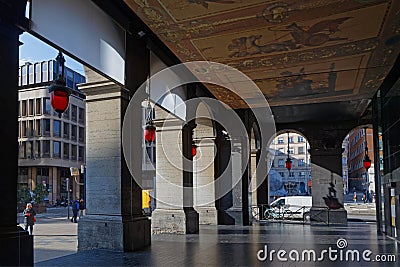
[268,196,312,221]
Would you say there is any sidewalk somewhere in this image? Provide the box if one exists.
[18,207,78,263]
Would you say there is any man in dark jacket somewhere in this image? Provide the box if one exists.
[23,203,36,235]
[71,200,80,223]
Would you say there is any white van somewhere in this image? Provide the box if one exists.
[269,196,312,220]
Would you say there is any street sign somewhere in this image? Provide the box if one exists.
[70,167,79,176]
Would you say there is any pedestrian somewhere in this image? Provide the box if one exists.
[353,192,357,203]
[79,198,85,219]
[71,199,79,223]
[23,203,36,235]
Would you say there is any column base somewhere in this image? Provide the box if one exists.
[310,207,347,226]
[195,207,217,225]
[0,226,33,266]
[151,209,199,234]
[78,215,150,252]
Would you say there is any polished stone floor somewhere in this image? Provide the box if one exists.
[37,222,399,266]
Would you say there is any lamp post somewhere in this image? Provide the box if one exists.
[66,178,70,219]
[363,128,372,199]
[285,132,292,172]
[47,52,71,118]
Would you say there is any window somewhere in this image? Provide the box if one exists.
[299,171,305,177]
[298,136,304,142]
[278,159,284,167]
[71,145,77,160]
[53,141,61,158]
[71,125,77,141]
[28,99,34,116]
[298,146,304,154]
[289,172,295,178]
[27,120,33,137]
[21,121,26,137]
[19,142,26,158]
[36,167,49,186]
[22,65,28,85]
[63,122,69,138]
[78,108,84,124]
[35,99,41,115]
[288,137,293,143]
[78,146,84,161]
[35,63,41,83]
[278,148,284,154]
[71,105,77,121]
[66,69,74,88]
[78,127,84,143]
[21,100,27,117]
[278,172,285,178]
[289,148,294,154]
[63,106,70,119]
[18,67,21,86]
[27,141,33,158]
[278,137,284,144]
[42,119,50,136]
[43,98,51,114]
[63,143,69,159]
[35,120,41,136]
[54,120,61,137]
[42,62,48,82]
[28,64,34,84]
[42,141,50,158]
[35,141,41,158]
[298,159,305,167]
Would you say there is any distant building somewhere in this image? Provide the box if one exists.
[269,132,311,197]
[347,128,375,194]
[342,135,349,194]
[18,60,86,204]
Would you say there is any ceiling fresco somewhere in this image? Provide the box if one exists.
[124,0,400,109]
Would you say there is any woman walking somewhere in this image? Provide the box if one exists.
[23,203,36,235]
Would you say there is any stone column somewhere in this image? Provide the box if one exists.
[78,81,150,251]
[193,124,217,225]
[309,147,347,225]
[151,112,199,234]
[0,1,33,265]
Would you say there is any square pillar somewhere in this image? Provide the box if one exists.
[193,124,217,225]
[78,82,150,251]
[309,147,347,225]
[152,114,199,234]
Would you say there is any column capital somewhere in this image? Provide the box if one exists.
[79,81,130,102]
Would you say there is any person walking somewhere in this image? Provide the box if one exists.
[353,192,357,203]
[23,203,36,235]
[71,199,80,223]
[79,198,85,219]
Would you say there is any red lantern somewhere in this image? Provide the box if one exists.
[363,155,371,170]
[144,124,156,142]
[50,88,70,115]
[192,145,197,157]
[285,157,292,171]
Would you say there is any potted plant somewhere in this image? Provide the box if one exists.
[33,184,48,213]
[17,186,32,212]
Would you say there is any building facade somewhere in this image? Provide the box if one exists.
[270,132,311,197]
[347,128,375,195]
[18,60,86,205]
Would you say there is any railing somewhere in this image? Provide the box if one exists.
[251,204,311,224]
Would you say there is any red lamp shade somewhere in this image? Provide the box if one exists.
[363,155,371,170]
[285,157,292,171]
[192,145,197,157]
[144,124,156,142]
[50,90,69,114]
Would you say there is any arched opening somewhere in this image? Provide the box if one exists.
[268,130,311,202]
[342,125,376,221]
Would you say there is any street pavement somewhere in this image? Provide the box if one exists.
[23,203,378,264]
[18,207,78,264]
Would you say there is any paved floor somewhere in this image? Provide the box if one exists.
[34,221,398,267]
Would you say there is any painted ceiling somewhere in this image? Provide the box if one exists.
[123,0,400,110]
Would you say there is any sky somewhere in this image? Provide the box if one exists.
[19,32,85,75]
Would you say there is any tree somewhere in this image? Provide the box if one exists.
[17,186,32,203]
[33,184,48,204]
